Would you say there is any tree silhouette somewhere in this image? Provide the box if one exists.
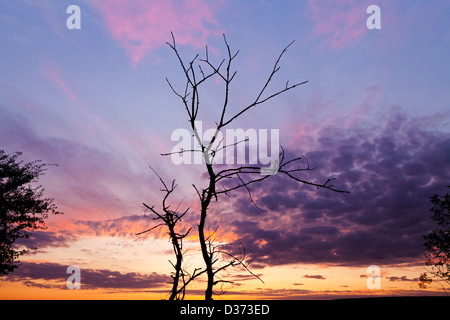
[146,33,348,300]
[0,150,61,275]
[419,186,450,291]
[137,166,203,300]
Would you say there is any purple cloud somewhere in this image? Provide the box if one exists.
[303,274,326,280]
[387,276,419,282]
[221,109,450,267]
[14,230,75,252]
[4,261,170,290]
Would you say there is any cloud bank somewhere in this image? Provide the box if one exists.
[4,261,169,290]
[222,109,450,267]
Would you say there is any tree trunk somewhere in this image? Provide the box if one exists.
[198,163,216,300]
[198,207,214,300]
[168,230,183,300]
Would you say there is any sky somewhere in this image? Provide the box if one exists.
[0,0,449,299]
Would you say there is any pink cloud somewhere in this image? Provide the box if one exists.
[307,0,368,50]
[43,66,78,101]
[91,0,221,65]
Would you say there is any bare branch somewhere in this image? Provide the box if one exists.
[214,242,265,284]
[135,223,165,236]
[192,184,202,201]
[221,40,307,127]
[236,173,265,211]
[213,147,349,195]
[160,148,203,157]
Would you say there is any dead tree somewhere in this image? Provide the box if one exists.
[137,166,204,300]
[163,33,348,300]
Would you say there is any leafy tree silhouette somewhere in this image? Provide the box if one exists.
[419,186,450,292]
[142,34,348,300]
[0,150,62,275]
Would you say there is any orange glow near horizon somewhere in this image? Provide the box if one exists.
[1,208,446,300]
[1,248,445,300]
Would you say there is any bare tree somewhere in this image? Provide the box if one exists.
[160,33,348,300]
[137,166,204,300]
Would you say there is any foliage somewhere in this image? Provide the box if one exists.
[419,186,450,290]
[0,150,61,275]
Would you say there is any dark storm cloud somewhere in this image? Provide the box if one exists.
[223,110,450,267]
[3,261,170,289]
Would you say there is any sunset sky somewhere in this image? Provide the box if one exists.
[1,0,449,299]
